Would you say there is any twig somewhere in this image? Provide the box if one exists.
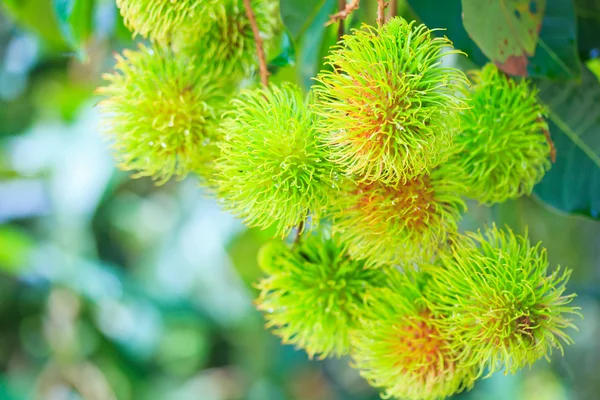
[242,0,269,87]
[377,0,388,26]
[293,220,304,245]
[388,0,397,20]
[327,0,360,26]
[538,117,556,162]
[337,0,346,39]
[543,127,557,163]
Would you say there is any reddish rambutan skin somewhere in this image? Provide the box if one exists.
[352,272,477,400]
[331,167,466,268]
[314,17,468,185]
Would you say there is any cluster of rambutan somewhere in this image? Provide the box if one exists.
[97,0,280,183]
[97,5,580,399]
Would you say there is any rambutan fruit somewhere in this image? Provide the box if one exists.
[177,0,280,78]
[97,45,229,184]
[352,271,477,400]
[450,63,551,204]
[215,83,340,237]
[424,225,580,376]
[116,0,220,43]
[331,167,466,268]
[314,17,468,185]
[255,232,390,359]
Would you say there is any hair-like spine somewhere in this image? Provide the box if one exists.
[314,17,468,185]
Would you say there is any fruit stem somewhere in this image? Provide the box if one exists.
[242,0,269,87]
[327,0,360,26]
[377,0,388,26]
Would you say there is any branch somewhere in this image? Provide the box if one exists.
[388,0,397,20]
[327,0,360,26]
[543,127,557,163]
[377,0,388,26]
[242,0,269,87]
[293,220,304,245]
[337,0,346,39]
[538,117,556,163]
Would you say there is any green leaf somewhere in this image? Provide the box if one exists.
[527,0,582,79]
[408,0,488,66]
[589,59,600,80]
[0,226,34,273]
[280,0,327,40]
[533,67,600,219]
[268,28,296,69]
[575,0,600,59]
[52,0,94,57]
[1,0,68,47]
[462,0,546,75]
[297,0,337,89]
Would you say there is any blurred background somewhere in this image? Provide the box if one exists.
[1,1,600,399]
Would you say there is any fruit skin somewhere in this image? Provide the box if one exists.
[215,83,340,237]
[331,165,466,268]
[255,233,392,359]
[314,17,468,185]
[450,63,551,204]
[116,0,221,43]
[423,225,580,377]
[176,0,280,78]
[97,44,230,184]
[351,270,478,400]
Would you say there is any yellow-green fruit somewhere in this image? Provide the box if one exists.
[177,0,280,78]
[215,83,340,237]
[256,233,391,359]
[424,225,580,377]
[352,271,477,400]
[332,166,466,268]
[451,63,551,204]
[314,17,468,185]
[116,0,221,43]
[97,45,230,184]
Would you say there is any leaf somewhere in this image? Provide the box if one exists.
[462,0,547,75]
[527,0,582,79]
[268,28,296,69]
[408,0,488,66]
[52,0,94,57]
[280,0,327,40]
[1,0,68,47]
[297,0,338,89]
[533,67,600,219]
[0,226,34,273]
[575,0,600,59]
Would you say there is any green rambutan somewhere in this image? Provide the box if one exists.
[215,83,339,237]
[177,0,279,77]
[352,271,477,400]
[332,167,466,268]
[97,45,229,184]
[450,63,551,204]
[255,232,390,359]
[314,17,468,185]
[116,0,220,43]
[424,225,580,377]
